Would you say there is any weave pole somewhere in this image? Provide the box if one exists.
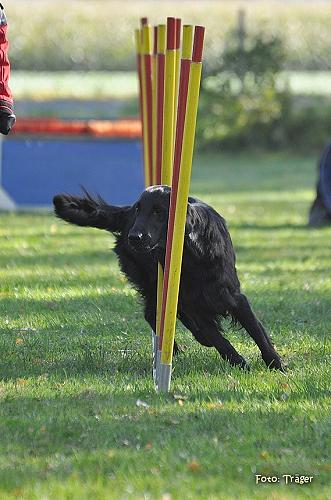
[155,25,166,185]
[141,23,153,187]
[162,17,177,186]
[154,17,178,383]
[158,26,205,393]
[153,24,167,384]
[173,19,182,131]
[158,24,193,356]
[157,24,193,385]
[134,17,205,392]
[134,28,144,180]
[151,26,158,185]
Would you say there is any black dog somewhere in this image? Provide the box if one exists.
[53,186,283,371]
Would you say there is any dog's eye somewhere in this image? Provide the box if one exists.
[152,206,162,216]
[135,204,140,214]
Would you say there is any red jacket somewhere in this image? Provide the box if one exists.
[0,4,12,106]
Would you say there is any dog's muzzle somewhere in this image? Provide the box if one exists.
[128,231,151,251]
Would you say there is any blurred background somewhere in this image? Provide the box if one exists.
[7,0,331,151]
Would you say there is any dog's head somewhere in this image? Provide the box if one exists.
[128,185,170,253]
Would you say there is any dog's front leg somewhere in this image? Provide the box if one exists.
[179,310,248,369]
[231,293,283,371]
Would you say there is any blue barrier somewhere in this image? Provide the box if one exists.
[0,137,144,209]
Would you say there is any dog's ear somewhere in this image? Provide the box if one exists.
[185,202,230,260]
[185,203,204,256]
[53,190,129,233]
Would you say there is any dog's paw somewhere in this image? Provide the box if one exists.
[264,355,285,372]
[230,355,249,370]
[239,359,250,371]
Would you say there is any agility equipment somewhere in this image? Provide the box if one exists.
[0,118,143,211]
[138,21,153,187]
[135,18,205,392]
[0,3,15,135]
[154,24,167,383]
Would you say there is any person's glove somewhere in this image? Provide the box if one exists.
[0,3,15,135]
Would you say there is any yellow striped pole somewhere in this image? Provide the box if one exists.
[154,24,167,385]
[158,24,193,354]
[141,24,153,187]
[173,19,182,133]
[155,24,166,185]
[156,265,164,336]
[140,26,149,187]
[182,25,193,64]
[155,25,167,338]
[135,28,145,185]
[152,26,158,185]
[158,24,193,356]
[158,26,205,392]
[156,18,177,383]
[161,17,177,186]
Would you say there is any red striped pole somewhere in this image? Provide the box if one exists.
[161,17,177,186]
[142,24,153,186]
[151,26,158,185]
[135,18,205,392]
[159,25,194,350]
[135,28,144,175]
[154,24,167,384]
[155,25,166,185]
[173,18,182,130]
[158,26,205,392]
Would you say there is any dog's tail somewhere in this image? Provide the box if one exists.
[53,189,129,233]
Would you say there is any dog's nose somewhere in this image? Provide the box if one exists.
[128,232,144,245]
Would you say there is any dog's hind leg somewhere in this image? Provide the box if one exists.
[179,311,248,369]
[231,294,283,370]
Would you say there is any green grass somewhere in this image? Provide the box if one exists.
[0,152,330,499]
[11,71,138,101]
[11,71,331,101]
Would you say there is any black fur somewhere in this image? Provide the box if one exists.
[53,185,283,371]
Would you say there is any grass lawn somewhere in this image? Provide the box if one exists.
[0,152,330,499]
[11,72,139,101]
[11,71,331,101]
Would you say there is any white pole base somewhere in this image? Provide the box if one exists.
[157,363,172,393]
[156,348,161,384]
[151,331,159,385]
